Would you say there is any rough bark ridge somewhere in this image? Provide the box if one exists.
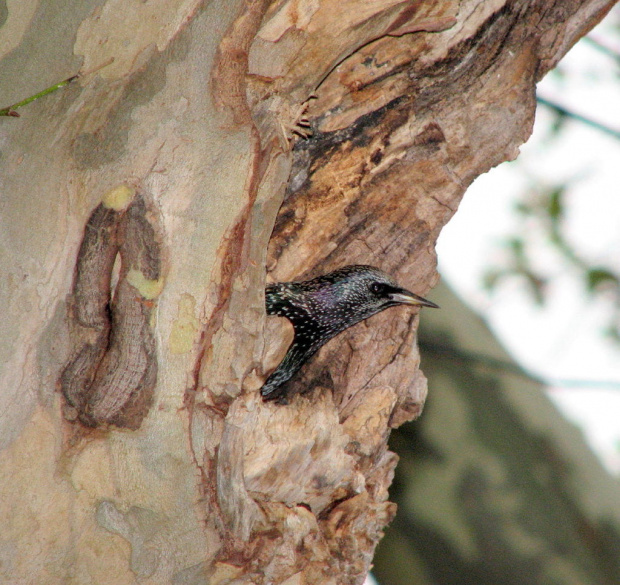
[0,1,614,584]
[190,0,616,583]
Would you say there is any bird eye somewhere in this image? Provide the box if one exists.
[370,282,385,295]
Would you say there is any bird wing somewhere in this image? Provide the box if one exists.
[260,335,318,401]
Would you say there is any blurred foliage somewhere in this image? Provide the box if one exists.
[483,8,620,342]
[484,181,620,342]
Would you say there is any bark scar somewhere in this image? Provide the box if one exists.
[59,186,163,430]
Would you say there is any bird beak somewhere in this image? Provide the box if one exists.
[390,288,439,309]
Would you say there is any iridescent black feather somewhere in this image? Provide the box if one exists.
[261,265,438,402]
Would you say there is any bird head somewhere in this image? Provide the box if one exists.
[309,265,438,327]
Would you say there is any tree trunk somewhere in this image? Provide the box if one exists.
[377,282,620,585]
[0,1,615,584]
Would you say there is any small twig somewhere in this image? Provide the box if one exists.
[537,95,620,141]
[421,339,620,390]
[0,57,114,117]
[583,34,620,63]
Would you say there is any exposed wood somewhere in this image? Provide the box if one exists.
[0,1,616,584]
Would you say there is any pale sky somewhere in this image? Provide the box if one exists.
[437,11,620,474]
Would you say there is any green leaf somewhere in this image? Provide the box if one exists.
[546,186,565,221]
[507,237,525,259]
[483,269,503,292]
[586,268,619,292]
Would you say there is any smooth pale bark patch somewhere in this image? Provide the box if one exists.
[0,0,615,584]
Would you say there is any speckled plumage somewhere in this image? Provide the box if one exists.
[261,265,438,402]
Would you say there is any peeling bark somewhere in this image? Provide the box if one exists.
[0,1,615,584]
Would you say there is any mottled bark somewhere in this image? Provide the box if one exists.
[0,1,615,584]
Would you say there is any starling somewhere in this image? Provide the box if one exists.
[261,265,438,402]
